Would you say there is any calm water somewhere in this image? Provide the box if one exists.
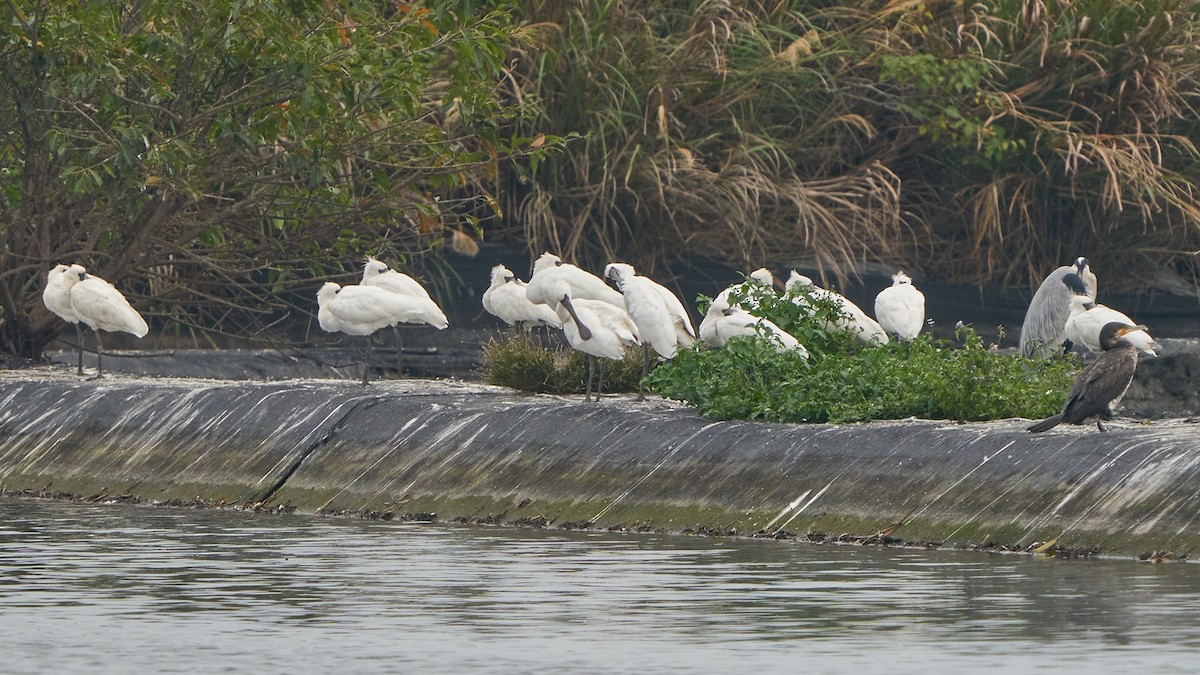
[2,499,1199,673]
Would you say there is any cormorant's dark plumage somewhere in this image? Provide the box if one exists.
[1027,321,1142,433]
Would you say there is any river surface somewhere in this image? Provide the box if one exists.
[2,498,1198,673]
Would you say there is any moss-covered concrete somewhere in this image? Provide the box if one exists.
[1,369,1198,559]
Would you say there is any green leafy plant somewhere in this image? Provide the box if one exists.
[649,327,1078,424]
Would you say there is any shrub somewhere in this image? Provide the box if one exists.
[652,279,1078,423]
[482,332,646,395]
[648,328,1077,424]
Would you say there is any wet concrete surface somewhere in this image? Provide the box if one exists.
[0,365,1198,559]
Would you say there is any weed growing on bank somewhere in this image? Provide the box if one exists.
[482,332,645,395]
[647,328,1077,423]
[648,277,1078,423]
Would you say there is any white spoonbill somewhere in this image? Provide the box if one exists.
[525,253,625,311]
[56,267,149,379]
[785,271,888,346]
[712,268,777,312]
[1060,274,1158,356]
[482,265,561,330]
[555,298,640,401]
[43,263,89,375]
[604,262,696,400]
[317,282,445,386]
[1019,256,1096,360]
[701,299,808,357]
[874,272,925,341]
[360,257,447,372]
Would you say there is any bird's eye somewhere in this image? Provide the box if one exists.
[554,260,563,267]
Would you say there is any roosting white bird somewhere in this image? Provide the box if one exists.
[701,299,808,357]
[317,282,446,386]
[604,262,696,400]
[874,272,925,341]
[43,263,89,375]
[785,271,888,346]
[556,297,640,401]
[525,253,625,311]
[1060,274,1158,357]
[55,266,149,379]
[482,265,561,330]
[525,253,625,347]
[1020,256,1096,360]
[712,268,777,311]
[360,257,448,371]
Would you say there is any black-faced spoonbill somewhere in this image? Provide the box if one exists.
[700,298,808,357]
[785,271,888,346]
[525,253,625,314]
[1019,256,1097,360]
[604,262,696,400]
[57,267,149,379]
[360,257,448,372]
[43,263,89,375]
[482,264,561,331]
[555,297,639,401]
[874,272,925,341]
[317,281,445,386]
[1028,321,1143,433]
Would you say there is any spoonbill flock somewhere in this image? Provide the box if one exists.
[41,252,1158,416]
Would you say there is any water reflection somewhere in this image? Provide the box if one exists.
[1,498,1197,673]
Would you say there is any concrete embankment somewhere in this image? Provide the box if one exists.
[1,369,1199,559]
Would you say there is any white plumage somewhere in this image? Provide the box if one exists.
[482,265,561,330]
[785,271,888,345]
[604,263,695,358]
[1064,294,1158,356]
[555,297,640,401]
[317,281,445,385]
[874,272,925,341]
[702,300,808,357]
[712,267,776,312]
[525,253,625,310]
[360,257,448,329]
[54,266,149,378]
[43,264,87,374]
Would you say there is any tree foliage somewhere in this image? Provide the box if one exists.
[0,0,549,356]
[498,0,1200,288]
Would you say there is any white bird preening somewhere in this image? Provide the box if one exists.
[43,263,88,375]
[1061,273,1158,357]
[701,298,809,357]
[874,271,925,341]
[317,281,446,386]
[525,252,625,313]
[482,264,561,331]
[785,271,888,346]
[52,266,149,379]
[360,257,448,372]
[1019,256,1096,360]
[556,297,640,401]
[604,262,696,400]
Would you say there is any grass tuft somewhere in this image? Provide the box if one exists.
[482,332,647,395]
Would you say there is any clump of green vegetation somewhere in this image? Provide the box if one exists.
[650,279,1079,424]
[482,333,646,395]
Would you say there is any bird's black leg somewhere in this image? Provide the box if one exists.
[391,325,404,376]
[361,335,373,386]
[89,331,105,380]
[597,360,606,399]
[638,345,650,401]
[75,323,84,376]
[585,355,595,402]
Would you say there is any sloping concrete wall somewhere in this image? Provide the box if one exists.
[1,371,1198,558]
